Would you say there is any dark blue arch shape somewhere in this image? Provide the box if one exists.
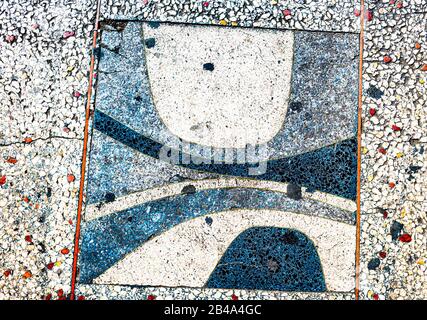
[206,227,326,292]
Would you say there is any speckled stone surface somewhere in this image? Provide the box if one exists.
[87,22,359,207]
[75,284,355,300]
[2,0,426,301]
[95,22,359,161]
[0,0,96,300]
[79,188,354,283]
[91,209,356,292]
[89,112,358,201]
[78,18,359,297]
[358,2,427,300]
[144,23,294,149]
[100,0,362,33]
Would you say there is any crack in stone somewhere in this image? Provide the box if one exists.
[0,135,83,147]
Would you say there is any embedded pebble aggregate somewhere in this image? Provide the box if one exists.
[0,0,96,300]
[0,0,426,300]
[359,0,427,300]
[100,0,362,33]
[75,284,355,300]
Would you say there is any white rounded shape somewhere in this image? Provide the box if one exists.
[95,209,355,292]
[144,24,294,148]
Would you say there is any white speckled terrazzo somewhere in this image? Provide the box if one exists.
[145,24,293,148]
[95,209,355,292]
[77,15,359,297]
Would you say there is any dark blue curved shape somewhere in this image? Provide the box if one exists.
[78,188,352,284]
[206,227,326,292]
[93,110,357,200]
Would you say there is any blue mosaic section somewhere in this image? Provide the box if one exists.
[78,188,353,283]
[96,21,163,142]
[206,227,326,292]
[275,31,359,156]
[92,110,357,200]
[86,129,219,205]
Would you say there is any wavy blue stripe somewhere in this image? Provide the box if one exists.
[93,110,357,200]
[79,187,353,283]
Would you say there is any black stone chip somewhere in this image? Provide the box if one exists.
[287,183,302,200]
[145,38,156,49]
[367,258,381,270]
[280,231,299,245]
[367,85,384,99]
[289,101,303,112]
[105,192,116,203]
[181,185,197,194]
[390,220,404,240]
[205,216,213,226]
[148,21,160,29]
[203,63,215,71]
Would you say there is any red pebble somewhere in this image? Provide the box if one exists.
[231,294,239,300]
[61,248,70,255]
[421,65,427,71]
[373,293,379,300]
[383,56,392,63]
[389,0,396,4]
[354,9,361,17]
[63,31,75,39]
[378,147,387,155]
[57,289,64,297]
[3,269,12,277]
[45,293,52,300]
[23,137,33,144]
[77,296,85,300]
[283,9,291,16]
[25,235,32,243]
[392,125,401,131]
[47,262,54,270]
[0,175,6,186]
[399,233,412,243]
[73,91,81,98]
[389,182,396,188]
[67,174,75,183]
[147,294,156,300]
[366,10,373,21]
[369,108,376,116]
[5,35,16,43]
[379,251,387,259]
[396,1,403,9]
[383,211,388,219]
[6,157,17,164]
[202,1,209,7]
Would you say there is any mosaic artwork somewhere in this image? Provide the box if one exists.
[77,20,360,297]
[2,0,426,303]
